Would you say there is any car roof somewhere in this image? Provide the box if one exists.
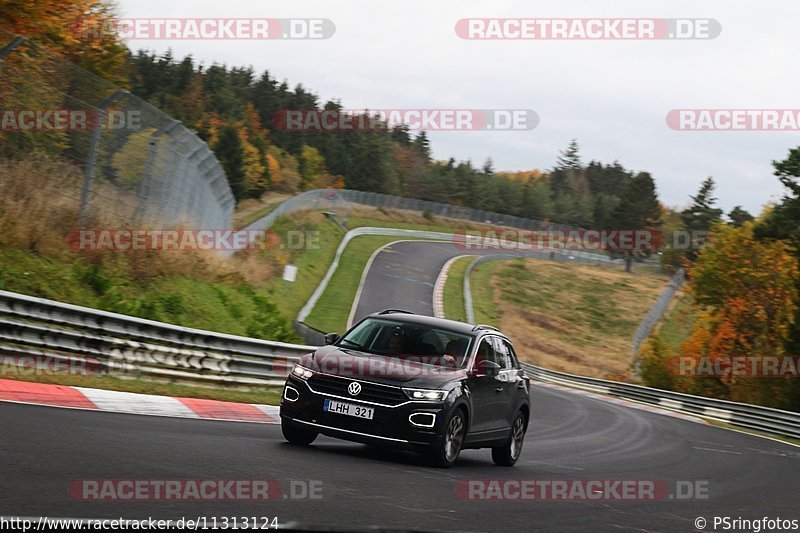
[365,310,509,339]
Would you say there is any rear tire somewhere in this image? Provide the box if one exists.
[429,409,466,468]
[281,419,318,445]
[492,412,526,466]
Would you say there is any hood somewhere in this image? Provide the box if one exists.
[302,345,466,388]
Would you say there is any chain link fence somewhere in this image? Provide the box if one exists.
[235,188,657,265]
[0,28,234,231]
[240,188,578,234]
[632,267,686,369]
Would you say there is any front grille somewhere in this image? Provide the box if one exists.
[308,373,408,406]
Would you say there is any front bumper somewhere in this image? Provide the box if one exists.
[279,375,447,449]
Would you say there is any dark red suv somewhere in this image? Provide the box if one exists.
[279,310,531,467]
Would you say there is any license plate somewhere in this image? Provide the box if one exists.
[324,399,374,420]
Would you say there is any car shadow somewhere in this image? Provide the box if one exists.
[276,439,495,469]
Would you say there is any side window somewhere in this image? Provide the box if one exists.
[474,338,496,366]
[492,337,511,369]
[503,340,520,369]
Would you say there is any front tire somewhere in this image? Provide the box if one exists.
[492,412,526,466]
[282,419,318,445]
[430,409,466,468]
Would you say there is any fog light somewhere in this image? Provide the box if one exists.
[409,412,436,428]
[283,385,300,402]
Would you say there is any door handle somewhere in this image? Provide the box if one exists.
[495,387,504,393]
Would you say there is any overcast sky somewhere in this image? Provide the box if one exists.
[116,0,800,214]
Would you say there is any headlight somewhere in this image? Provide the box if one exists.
[291,364,315,380]
[403,388,448,401]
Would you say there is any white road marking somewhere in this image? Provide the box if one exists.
[75,387,199,418]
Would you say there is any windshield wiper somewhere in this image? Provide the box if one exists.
[339,339,366,350]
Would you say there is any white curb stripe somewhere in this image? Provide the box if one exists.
[432,255,472,319]
[75,387,200,419]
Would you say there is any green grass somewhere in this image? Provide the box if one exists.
[304,235,434,333]
[235,202,281,229]
[470,260,503,326]
[442,256,475,322]
[450,258,669,377]
[0,248,300,343]
[496,260,666,344]
[656,291,698,354]
[261,216,346,322]
[0,370,283,404]
[347,216,471,234]
[705,419,800,447]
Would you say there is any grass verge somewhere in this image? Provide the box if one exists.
[442,256,475,322]
[446,258,669,379]
[470,260,503,326]
[304,236,432,333]
[654,289,698,354]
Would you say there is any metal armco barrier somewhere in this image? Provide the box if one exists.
[1,289,797,439]
[0,290,314,386]
[522,363,800,440]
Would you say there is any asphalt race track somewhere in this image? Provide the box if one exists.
[2,240,799,531]
[350,240,526,325]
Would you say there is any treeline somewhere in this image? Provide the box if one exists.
[127,52,660,228]
[0,1,663,232]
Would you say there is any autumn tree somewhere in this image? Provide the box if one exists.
[681,222,799,407]
[755,146,800,357]
[299,145,327,191]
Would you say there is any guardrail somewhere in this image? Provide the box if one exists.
[522,362,800,440]
[297,227,625,326]
[2,288,797,439]
[0,290,314,387]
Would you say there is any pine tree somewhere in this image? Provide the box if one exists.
[681,177,724,261]
[728,206,754,227]
[556,139,582,170]
[609,172,662,272]
[214,125,246,201]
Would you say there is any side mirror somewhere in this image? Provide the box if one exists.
[324,333,341,345]
[472,360,501,377]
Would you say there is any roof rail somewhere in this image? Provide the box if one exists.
[472,324,500,332]
[378,309,414,315]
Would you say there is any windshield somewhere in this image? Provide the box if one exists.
[338,318,473,369]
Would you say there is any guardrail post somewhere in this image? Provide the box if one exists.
[79,89,129,227]
[134,119,180,224]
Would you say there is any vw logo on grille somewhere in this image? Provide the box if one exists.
[347,382,362,396]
